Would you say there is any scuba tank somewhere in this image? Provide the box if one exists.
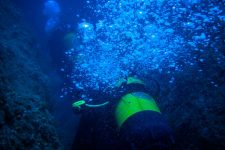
[114,77,174,150]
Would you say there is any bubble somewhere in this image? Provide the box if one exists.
[65,0,223,97]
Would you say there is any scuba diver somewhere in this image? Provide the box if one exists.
[42,0,81,97]
[43,0,61,33]
[72,77,175,150]
[42,2,174,149]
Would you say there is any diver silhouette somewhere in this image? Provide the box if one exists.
[43,0,61,33]
[72,77,175,150]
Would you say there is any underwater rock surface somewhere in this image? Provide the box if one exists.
[0,1,61,149]
[158,70,225,149]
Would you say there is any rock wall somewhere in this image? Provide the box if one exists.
[159,70,225,150]
[0,0,62,149]
[156,51,225,149]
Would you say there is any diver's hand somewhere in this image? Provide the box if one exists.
[72,100,86,113]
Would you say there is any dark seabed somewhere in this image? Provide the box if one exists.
[0,0,225,150]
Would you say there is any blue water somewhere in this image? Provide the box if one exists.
[13,0,225,149]
[14,0,225,99]
[63,0,225,100]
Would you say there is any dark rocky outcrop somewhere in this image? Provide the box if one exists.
[0,0,62,149]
